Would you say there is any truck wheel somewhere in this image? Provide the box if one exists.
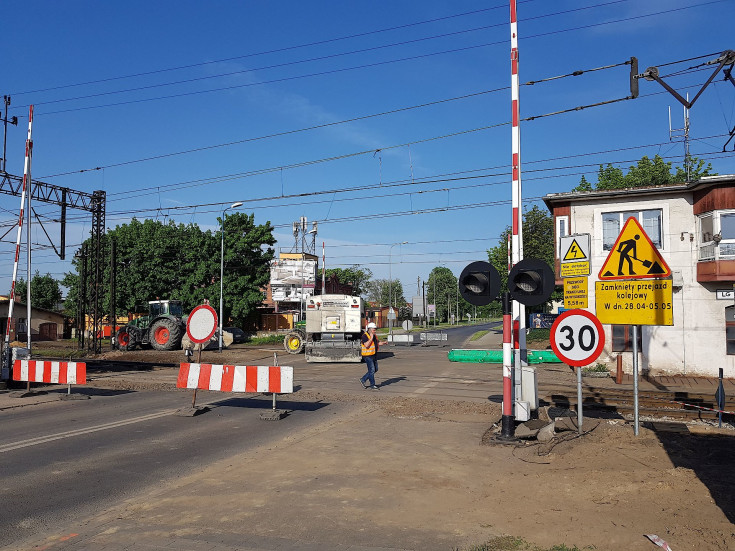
[150,318,183,351]
[284,331,305,354]
[116,327,135,351]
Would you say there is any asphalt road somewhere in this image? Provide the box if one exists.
[0,387,352,549]
[0,323,502,549]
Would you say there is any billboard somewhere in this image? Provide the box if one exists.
[270,259,317,302]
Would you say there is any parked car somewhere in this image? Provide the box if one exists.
[224,327,246,344]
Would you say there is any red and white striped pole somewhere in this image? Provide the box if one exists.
[510,0,527,401]
[500,292,514,438]
[2,105,33,380]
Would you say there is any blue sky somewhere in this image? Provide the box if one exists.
[2,0,734,299]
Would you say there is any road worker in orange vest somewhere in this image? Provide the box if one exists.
[359,322,386,390]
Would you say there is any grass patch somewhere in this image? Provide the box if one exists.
[470,330,490,341]
[526,328,550,346]
[246,334,284,345]
[28,347,88,359]
[456,536,592,551]
[582,362,609,373]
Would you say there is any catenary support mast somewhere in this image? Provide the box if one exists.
[2,106,33,379]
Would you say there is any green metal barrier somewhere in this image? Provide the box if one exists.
[447,349,561,364]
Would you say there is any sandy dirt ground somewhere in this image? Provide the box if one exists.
[20,340,735,551]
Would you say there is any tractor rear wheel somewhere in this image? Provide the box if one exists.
[284,330,305,354]
[116,327,135,351]
[150,318,183,351]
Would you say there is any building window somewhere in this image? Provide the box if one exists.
[602,209,662,251]
[611,325,642,352]
[698,210,735,260]
[555,215,569,257]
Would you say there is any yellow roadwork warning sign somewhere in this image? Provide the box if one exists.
[564,277,588,309]
[598,217,671,280]
[563,239,587,261]
[595,279,673,325]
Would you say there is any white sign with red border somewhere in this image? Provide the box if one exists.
[550,309,605,367]
[187,304,218,344]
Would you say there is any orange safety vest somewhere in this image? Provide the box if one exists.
[361,332,377,356]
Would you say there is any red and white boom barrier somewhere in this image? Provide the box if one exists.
[13,360,87,384]
[177,363,293,394]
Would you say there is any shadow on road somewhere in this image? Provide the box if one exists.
[653,423,735,523]
[379,376,407,387]
[212,396,331,413]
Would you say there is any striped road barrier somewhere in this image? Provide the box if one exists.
[177,363,294,417]
[13,359,86,384]
[176,363,293,394]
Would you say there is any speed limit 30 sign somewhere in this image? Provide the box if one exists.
[550,309,605,367]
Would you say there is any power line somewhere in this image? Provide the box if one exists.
[18,137,732,227]
[14,1,633,111]
[10,3,521,96]
[12,1,719,118]
[35,66,714,185]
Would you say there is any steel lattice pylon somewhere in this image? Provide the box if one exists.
[0,170,106,356]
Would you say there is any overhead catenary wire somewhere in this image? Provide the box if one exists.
[17,137,732,227]
[10,0,722,119]
[33,68,718,185]
[5,0,630,103]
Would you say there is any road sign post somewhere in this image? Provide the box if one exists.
[185,304,218,408]
[550,310,605,434]
[596,217,674,435]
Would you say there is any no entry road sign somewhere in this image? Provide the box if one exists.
[187,304,218,344]
[550,309,605,367]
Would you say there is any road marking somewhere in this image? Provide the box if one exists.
[0,409,178,453]
[413,378,440,395]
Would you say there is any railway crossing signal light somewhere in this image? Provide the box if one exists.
[508,258,555,306]
[459,261,500,306]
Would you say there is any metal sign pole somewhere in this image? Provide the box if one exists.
[576,364,583,434]
[632,324,640,436]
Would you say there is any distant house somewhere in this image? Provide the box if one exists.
[0,296,66,342]
[543,175,735,377]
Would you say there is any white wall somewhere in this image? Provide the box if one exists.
[564,193,735,377]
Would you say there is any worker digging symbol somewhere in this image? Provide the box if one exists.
[617,234,643,275]
[599,217,671,280]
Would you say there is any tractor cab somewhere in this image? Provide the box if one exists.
[149,300,184,317]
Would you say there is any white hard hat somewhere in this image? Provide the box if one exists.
[367,322,377,329]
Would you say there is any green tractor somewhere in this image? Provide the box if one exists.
[115,300,186,351]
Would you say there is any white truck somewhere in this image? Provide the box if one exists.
[283,294,365,362]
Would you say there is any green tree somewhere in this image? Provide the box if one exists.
[574,154,715,191]
[63,214,275,328]
[486,205,560,308]
[364,278,406,307]
[324,265,373,296]
[14,271,63,310]
[426,267,457,322]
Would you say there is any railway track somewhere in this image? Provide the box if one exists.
[22,356,735,425]
[540,383,735,423]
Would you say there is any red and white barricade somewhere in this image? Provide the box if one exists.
[13,360,87,384]
[177,363,293,394]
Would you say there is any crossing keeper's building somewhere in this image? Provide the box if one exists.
[544,174,735,378]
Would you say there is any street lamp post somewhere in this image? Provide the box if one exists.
[388,241,408,338]
[219,201,243,352]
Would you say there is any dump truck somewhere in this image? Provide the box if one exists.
[283,294,364,362]
[116,300,186,351]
